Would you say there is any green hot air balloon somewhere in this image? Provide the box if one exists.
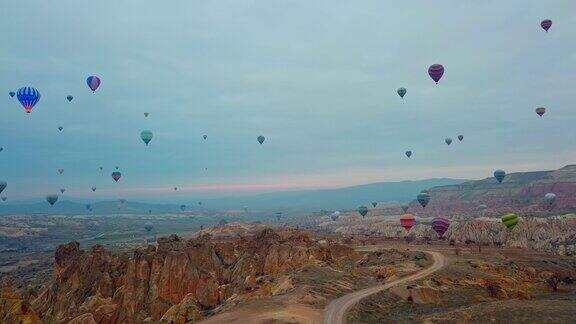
[358,205,369,217]
[46,194,58,206]
[494,169,506,183]
[501,213,519,230]
[397,87,407,98]
[417,192,430,208]
[141,130,153,146]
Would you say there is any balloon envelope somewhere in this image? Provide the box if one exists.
[144,222,153,232]
[180,204,186,211]
[371,202,378,208]
[400,213,416,232]
[257,135,265,144]
[17,87,41,113]
[66,95,73,102]
[141,130,153,146]
[431,217,450,237]
[112,171,122,182]
[501,213,519,229]
[494,169,506,183]
[445,138,453,145]
[397,87,407,98]
[357,206,368,217]
[0,181,6,194]
[203,135,207,140]
[144,112,149,117]
[405,151,412,158]
[458,135,464,141]
[417,192,431,208]
[46,194,58,206]
[536,107,546,117]
[428,64,444,84]
[544,193,556,205]
[60,188,65,194]
[91,186,97,192]
[86,76,101,92]
[9,91,15,98]
[540,19,552,32]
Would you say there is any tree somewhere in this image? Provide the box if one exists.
[546,273,562,292]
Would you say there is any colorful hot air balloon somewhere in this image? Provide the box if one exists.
[144,112,149,117]
[417,192,430,208]
[0,181,6,194]
[203,135,207,140]
[66,95,73,102]
[535,107,546,117]
[371,202,378,208]
[544,193,556,206]
[257,135,265,144]
[458,135,464,141]
[60,188,65,194]
[431,217,450,237]
[9,91,15,98]
[540,19,552,32]
[428,64,444,84]
[501,213,519,230]
[494,169,506,183]
[397,87,407,98]
[401,205,409,213]
[86,76,101,92]
[445,138,453,146]
[358,205,368,217]
[46,194,58,206]
[91,186,97,192]
[58,168,64,175]
[400,213,416,232]
[58,126,63,131]
[112,171,122,182]
[180,204,186,211]
[405,151,412,158]
[16,87,41,113]
[141,130,153,146]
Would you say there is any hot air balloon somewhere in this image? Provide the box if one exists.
[243,206,248,212]
[115,166,119,170]
[0,181,7,194]
[544,193,556,206]
[86,76,101,92]
[401,205,409,213]
[46,194,58,206]
[203,135,207,140]
[58,126,63,131]
[1,196,6,202]
[17,87,41,113]
[180,204,186,211]
[535,107,546,117]
[276,212,282,221]
[501,213,519,230]
[397,87,407,98]
[458,135,464,141]
[58,169,64,175]
[141,130,153,146]
[257,135,265,144]
[371,202,378,208]
[144,222,153,233]
[112,171,122,182]
[91,186,97,192]
[478,204,488,211]
[144,112,149,117]
[540,19,552,32]
[358,205,368,217]
[405,151,412,158]
[198,201,202,206]
[400,213,416,232]
[331,211,340,221]
[445,138,453,146]
[494,169,506,183]
[86,204,92,211]
[0,148,3,152]
[148,209,152,214]
[9,92,15,98]
[431,217,450,237]
[428,64,444,84]
[174,187,178,191]
[60,188,65,194]
[66,95,73,102]
[417,192,430,208]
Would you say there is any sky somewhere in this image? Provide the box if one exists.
[1,1,576,202]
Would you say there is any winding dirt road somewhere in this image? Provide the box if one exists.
[322,250,446,324]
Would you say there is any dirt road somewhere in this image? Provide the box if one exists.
[322,250,446,324]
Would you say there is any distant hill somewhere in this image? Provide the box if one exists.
[0,178,466,214]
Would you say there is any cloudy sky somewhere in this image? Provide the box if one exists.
[1,1,575,201]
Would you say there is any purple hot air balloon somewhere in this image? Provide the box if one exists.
[428,64,444,84]
[540,19,552,32]
[431,217,450,237]
[86,76,101,92]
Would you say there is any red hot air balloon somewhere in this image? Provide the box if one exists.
[540,19,552,32]
[431,217,450,237]
[428,64,444,84]
[535,107,546,117]
[400,213,416,232]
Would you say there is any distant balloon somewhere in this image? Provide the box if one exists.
[174,187,178,191]
[112,171,122,182]
[9,91,15,98]
[148,209,152,214]
[457,135,464,141]
[58,169,64,175]
[86,76,101,92]
[60,188,65,194]
[140,130,153,146]
[0,148,3,152]
[243,206,248,212]
[501,213,519,230]
[99,166,103,171]
[66,95,73,102]
[401,205,409,213]
[180,204,186,211]
[0,181,6,194]
[405,151,412,158]
[1,196,6,202]
[535,107,546,117]
[257,135,265,144]
[198,201,202,206]
[275,212,282,221]
[371,202,378,208]
[431,217,450,237]
[91,186,97,192]
[357,206,368,217]
[17,87,41,113]
[544,193,556,206]
[400,213,416,232]
[86,204,92,211]
[115,166,119,170]
[494,169,506,183]
[144,221,153,233]
[445,138,453,146]
[58,126,63,131]
[417,192,430,208]
[540,19,552,32]
[46,194,58,206]
[478,204,488,211]
[144,112,149,117]
[203,135,207,140]
[330,211,340,221]
[397,87,407,98]
[428,64,444,84]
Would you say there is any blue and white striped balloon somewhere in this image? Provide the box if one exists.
[16,87,40,113]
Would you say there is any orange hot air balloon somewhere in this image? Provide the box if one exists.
[400,213,416,232]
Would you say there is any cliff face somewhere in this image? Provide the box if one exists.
[32,228,352,323]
